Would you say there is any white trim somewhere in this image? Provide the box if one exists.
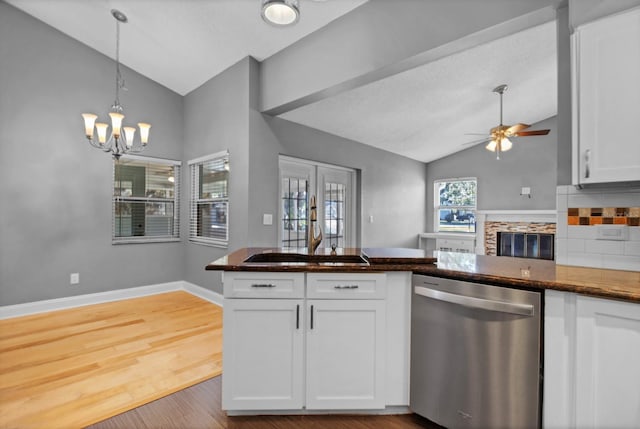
[183,281,225,307]
[477,210,557,222]
[0,281,223,320]
[188,149,229,165]
[120,154,181,166]
[279,154,356,173]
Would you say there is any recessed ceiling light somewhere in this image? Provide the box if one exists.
[261,0,300,27]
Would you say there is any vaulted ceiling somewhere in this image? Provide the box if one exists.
[6,0,559,163]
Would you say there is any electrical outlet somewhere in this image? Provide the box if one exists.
[70,273,80,285]
[520,268,530,278]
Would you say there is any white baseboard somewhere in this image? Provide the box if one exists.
[0,281,223,320]
[183,281,224,307]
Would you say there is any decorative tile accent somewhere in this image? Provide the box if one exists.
[567,207,640,227]
[484,222,556,256]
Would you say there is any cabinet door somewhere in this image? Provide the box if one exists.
[573,8,640,184]
[576,295,640,428]
[306,299,386,409]
[222,299,304,410]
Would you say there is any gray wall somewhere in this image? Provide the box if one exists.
[556,5,572,186]
[182,58,252,293]
[569,0,640,28]
[425,116,558,231]
[249,57,426,250]
[0,2,185,305]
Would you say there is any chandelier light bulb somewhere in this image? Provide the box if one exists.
[138,123,151,145]
[95,123,109,144]
[82,113,97,138]
[123,127,136,148]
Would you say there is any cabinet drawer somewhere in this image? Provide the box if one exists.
[306,273,386,299]
[224,272,305,298]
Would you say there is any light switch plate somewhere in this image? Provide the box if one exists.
[263,213,273,226]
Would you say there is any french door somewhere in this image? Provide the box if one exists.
[279,156,356,249]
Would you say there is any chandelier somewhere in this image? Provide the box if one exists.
[82,9,150,159]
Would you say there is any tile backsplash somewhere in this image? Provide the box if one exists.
[567,207,640,226]
[557,185,640,271]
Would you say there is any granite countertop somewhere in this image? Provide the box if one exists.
[206,247,640,303]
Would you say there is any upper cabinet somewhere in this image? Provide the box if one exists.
[571,7,640,185]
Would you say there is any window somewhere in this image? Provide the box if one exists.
[279,156,356,249]
[434,177,477,233]
[113,155,181,243]
[189,151,229,247]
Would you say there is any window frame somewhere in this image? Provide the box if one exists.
[188,150,230,248]
[434,177,477,234]
[112,154,181,244]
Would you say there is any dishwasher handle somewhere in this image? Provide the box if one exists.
[414,286,534,316]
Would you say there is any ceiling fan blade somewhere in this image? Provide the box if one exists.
[506,123,531,135]
[513,129,550,137]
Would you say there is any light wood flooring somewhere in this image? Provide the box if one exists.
[0,291,223,429]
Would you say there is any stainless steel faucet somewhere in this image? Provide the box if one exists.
[308,195,323,254]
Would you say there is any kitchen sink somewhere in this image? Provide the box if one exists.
[243,252,369,265]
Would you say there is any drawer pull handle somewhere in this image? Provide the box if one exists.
[251,283,276,288]
[296,304,300,330]
[310,305,314,330]
[334,285,359,290]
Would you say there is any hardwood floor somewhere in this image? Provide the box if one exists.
[89,376,442,429]
[1,291,441,428]
[0,291,223,429]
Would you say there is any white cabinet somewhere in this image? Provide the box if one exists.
[544,290,640,428]
[575,295,640,428]
[222,298,304,410]
[222,271,388,412]
[306,272,386,410]
[306,299,386,409]
[572,7,640,185]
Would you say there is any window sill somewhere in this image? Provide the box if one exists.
[112,237,181,245]
[189,238,228,248]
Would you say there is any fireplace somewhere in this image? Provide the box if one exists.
[497,232,554,260]
[477,211,557,258]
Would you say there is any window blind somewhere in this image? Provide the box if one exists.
[189,151,229,247]
[112,155,181,244]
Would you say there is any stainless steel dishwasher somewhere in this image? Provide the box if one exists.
[410,274,542,429]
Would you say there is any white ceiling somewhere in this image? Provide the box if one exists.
[6,0,558,164]
[281,21,558,163]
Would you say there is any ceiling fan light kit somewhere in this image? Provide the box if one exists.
[465,84,551,160]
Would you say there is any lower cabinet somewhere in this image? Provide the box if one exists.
[222,271,387,412]
[222,298,304,410]
[306,299,386,409]
[544,290,640,428]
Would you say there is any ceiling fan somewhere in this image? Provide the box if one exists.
[465,84,550,159]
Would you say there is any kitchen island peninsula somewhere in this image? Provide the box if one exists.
[207,247,639,428]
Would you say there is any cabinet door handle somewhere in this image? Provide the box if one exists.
[334,285,359,289]
[584,149,590,179]
[296,304,300,330]
[250,283,276,288]
[310,305,314,330]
